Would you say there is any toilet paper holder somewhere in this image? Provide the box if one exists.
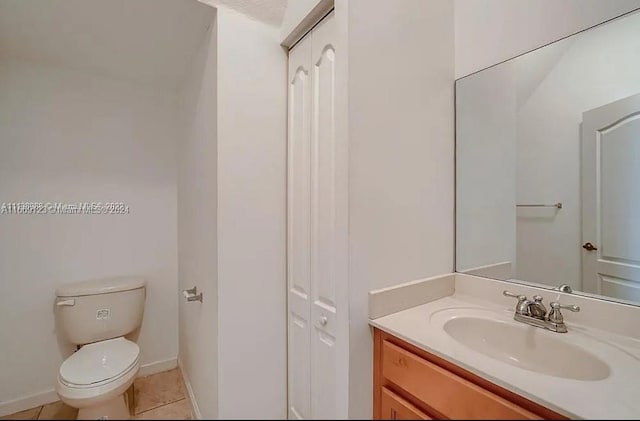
[183,286,203,303]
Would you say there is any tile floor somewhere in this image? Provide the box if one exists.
[1,368,192,420]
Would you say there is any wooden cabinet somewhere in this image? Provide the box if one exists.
[373,328,567,420]
[381,387,431,420]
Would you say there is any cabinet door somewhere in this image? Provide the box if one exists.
[381,340,540,420]
[381,387,431,420]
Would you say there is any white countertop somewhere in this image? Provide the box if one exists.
[369,292,640,419]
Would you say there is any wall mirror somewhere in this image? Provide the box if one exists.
[455,10,640,305]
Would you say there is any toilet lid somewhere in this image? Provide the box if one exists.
[60,337,139,386]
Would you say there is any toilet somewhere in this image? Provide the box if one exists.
[54,276,146,420]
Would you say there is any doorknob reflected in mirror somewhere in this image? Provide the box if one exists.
[582,242,598,251]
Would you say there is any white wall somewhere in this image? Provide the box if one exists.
[456,63,516,275]
[345,0,454,417]
[0,59,179,411]
[177,15,218,420]
[177,6,287,418]
[515,12,640,288]
[454,0,640,78]
[199,0,287,27]
[215,7,287,419]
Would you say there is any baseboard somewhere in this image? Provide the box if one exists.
[138,357,178,378]
[178,358,202,420]
[0,389,59,417]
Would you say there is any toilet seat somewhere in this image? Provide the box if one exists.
[59,337,140,388]
[56,337,140,411]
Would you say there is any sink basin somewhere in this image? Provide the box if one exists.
[442,315,610,381]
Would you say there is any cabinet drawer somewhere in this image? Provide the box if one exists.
[381,387,431,420]
[382,340,540,420]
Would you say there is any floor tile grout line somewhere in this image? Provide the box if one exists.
[134,397,187,417]
[4,392,187,419]
[135,396,186,414]
[133,394,187,415]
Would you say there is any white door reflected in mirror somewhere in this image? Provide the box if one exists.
[581,93,640,302]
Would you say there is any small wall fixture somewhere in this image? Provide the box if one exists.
[183,286,203,303]
[516,202,562,209]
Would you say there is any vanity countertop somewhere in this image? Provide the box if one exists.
[369,291,640,419]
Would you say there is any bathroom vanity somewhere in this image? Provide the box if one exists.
[369,273,640,420]
[373,328,564,420]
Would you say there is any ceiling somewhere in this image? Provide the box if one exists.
[0,0,216,90]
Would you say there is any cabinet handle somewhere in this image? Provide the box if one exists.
[319,316,328,326]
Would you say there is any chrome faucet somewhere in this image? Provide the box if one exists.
[503,290,580,333]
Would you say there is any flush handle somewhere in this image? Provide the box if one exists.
[56,299,75,307]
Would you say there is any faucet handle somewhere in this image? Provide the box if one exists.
[550,302,580,312]
[503,291,530,315]
[548,301,580,326]
[503,290,526,302]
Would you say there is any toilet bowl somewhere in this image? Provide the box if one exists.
[56,337,140,420]
[55,276,146,420]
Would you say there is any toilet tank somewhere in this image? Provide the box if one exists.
[55,276,146,345]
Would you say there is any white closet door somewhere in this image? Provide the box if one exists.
[288,11,341,420]
[287,35,312,421]
[309,12,339,421]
